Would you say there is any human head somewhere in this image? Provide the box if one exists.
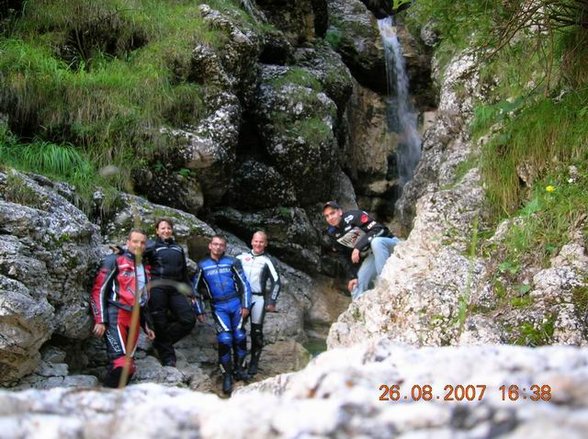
[251,230,268,255]
[322,201,343,227]
[208,234,227,260]
[126,229,147,256]
[155,217,174,240]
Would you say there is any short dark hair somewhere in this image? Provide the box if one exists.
[127,228,147,239]
[323,200,341,211]
[210,234,227,243]
[155,217,174,230]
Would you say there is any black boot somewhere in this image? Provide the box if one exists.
[248,354,259,376]
[249,323,263,376]
[220,363,233,395]
[233,358,249,381]
[103,367,132,388]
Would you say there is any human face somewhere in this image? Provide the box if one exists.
[209,237,226,260]
[251,232,268,255]
[127,231,147,256]
[323,206,343,227]
[156,221,173,240]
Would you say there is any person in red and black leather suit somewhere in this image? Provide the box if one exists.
[90,228,155,388]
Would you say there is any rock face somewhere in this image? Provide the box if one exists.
[0,171,323,389]
[0,171,101,384]
[209,207,321,273]
[1,340,587,438]
[254,64,339,205]
[327,0,386,93]
[329,46,588,349]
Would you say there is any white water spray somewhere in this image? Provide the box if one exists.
[377,16,421,187]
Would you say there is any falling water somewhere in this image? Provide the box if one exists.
[377,16,421,188]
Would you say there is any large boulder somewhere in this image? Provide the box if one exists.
[344,80,399,204]
[135,91,242,212]
[254,65,339,205]
[226,159,298,209]
[326,0,386,93]
[0,170,101,384]
[252,0,315,45]
[1,341,587,438]
[133,5,263,211]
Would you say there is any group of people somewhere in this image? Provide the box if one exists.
[90,220,280,395]
[89,202,399,394]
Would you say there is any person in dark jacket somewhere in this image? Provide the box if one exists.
[192,234,252,395]
[323,201,400,300]
[91,229,155,388]
[145,218,196,367]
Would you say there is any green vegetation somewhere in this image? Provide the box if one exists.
[3,172,45,207]
[407,1,588,329]
[513,317,555,346]
[0,124,118,211]
[325,27,343,49]
[269,67,322,91]
[0,0,246,209]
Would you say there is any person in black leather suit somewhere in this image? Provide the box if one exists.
[145,218,196,367]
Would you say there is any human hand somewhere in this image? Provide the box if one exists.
[347,278,358,293]
[241,308,250,319]
[197,314,206,323]
[93,323,106,338]
[265,303,276,313]
[146,328,156,340]
[351,248,360,264]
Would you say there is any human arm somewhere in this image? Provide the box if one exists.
[351,211,390,253]
[233,258,252,311]
[191,268,207,317]
[90,254,117,328]
[263,256,281,310]
[325,232,359,284]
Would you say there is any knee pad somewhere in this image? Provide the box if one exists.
[217,331,233,348]
[233,328,246,345]
[233,329,247,355]
[218,332,232,364]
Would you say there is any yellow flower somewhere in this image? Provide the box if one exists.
[545,185,556,193]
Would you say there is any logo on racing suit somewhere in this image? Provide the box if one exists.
[336,226,366,249]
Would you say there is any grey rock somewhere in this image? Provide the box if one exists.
[0,170,101,384]
[255,65,339,205]
[1,341,587,438]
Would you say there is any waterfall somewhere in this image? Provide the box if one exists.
[377,16,421,188]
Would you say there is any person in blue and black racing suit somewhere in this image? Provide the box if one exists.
[237,230,280,377]
[192,234,252,395]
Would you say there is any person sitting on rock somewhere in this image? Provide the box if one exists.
[322,201,400,300]
[192,234,252,395]
[90,228,155,388]
[237,230,281,377]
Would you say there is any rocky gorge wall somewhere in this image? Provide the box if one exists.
[0,0,436,388]
[1,0,588,436]
[328,47,588,350]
